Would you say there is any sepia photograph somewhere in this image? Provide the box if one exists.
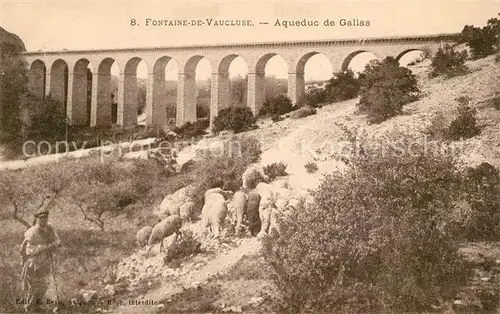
[0,0,499,313]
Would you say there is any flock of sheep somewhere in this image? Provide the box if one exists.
[135,164,275,253]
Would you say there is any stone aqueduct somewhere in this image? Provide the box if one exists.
[23,33,458,129]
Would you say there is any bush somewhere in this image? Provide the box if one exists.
[271,114,284,123]
[21,95,67,145]
[259,95,294,116]
[196,104,210,119]
[304,161,318,173]
[262,129,470,313]
[429,44,469,78]
[496,53,500,63]
[459,162,500,241]
[172,119,209,139]
[323,69,361,103]
[446,96,480,140]
[459,17,500,59]
[163,230,202,264]
[189,136,261,211]
[263,162,288,180]
[356,57,420,124]
[212,107,257,134]
[423,110,449,140]
[290,106,317,119]
[303,86,326,107]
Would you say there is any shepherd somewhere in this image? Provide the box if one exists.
[19,198,62,313]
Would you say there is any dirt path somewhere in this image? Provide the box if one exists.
[111,238,262,314]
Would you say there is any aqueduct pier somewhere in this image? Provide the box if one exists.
[23,33,459,129]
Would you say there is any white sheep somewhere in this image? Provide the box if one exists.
[136,226,153,248]
[232,190,248,236]
[255,182,276,238]
[242,165,269,189]
[147,215,183,253]
[201,188,233,238]
[246,191,262,236]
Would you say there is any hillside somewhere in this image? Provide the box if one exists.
[1,54,499,314]
[102,54,500,314]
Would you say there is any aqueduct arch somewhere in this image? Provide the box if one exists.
[68,58,92,126]
[49,59,68,108]
[28,60,46,99]
[177,55,212,125]
[293,52,333,105]
[148,56,176,128]
[91,58,119,126]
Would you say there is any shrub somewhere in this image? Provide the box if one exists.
[429,44,469,78]
[290,106,317,119]
[323,69,361,103]
[356,57,420,124]
[212,107,257,134]
[189,136,261,211]
[172,119,209,139]
[262,129,470,313]
[304,161,318,173]
[496,53,500,63]
[259,95,294,116]
[304,86,326,107]
[459,162,500,241]
[459,17,500,59]
[423,110,449,140]
[420,46,434,60]
[446,96,480,140]
[163,230,202,264]
[271,114,284,123]
[196,104,210,119]
[263,162,288,180]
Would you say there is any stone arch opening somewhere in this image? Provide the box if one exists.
[178,55,211,125]
[248,53,288,115]
[228,56,248,107]
[94,58,119,126]
[341,51,378,75]
[49,59,69,111]
[28,60,46,99]
[121,57,148,127]
[396,49,426,69]
[71,59,93,126]
[217,54,249,110]
[151,56,178,128]
[258,53,288,103]
[296,52,333,105]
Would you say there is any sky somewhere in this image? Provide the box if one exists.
[1,0,498,81]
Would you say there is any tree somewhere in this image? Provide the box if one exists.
[323,69,361,103]
[459,16,500,59]
[0,162,71,229]
[429,44,469,78]
[62,159,156,231]
[356,57,420,123]
[0,27,28,149]
[21,95,67,145]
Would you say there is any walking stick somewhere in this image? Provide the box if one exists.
[51,255,59,313]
